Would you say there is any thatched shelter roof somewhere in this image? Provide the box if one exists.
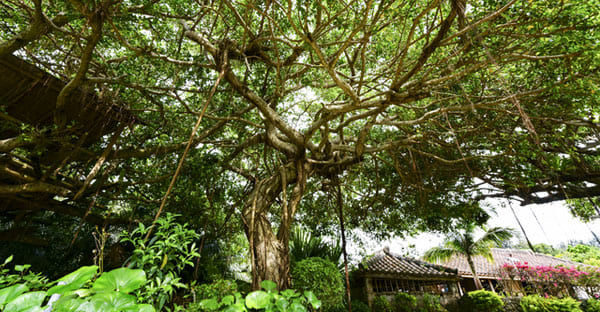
[0,54,133,147]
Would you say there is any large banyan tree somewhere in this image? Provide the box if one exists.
[1,0,599,287]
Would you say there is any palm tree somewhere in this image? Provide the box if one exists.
[423,226,514,290]
[289,227,342,266]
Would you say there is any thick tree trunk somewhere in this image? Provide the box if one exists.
[242,161,310,290]
[467,256,484,290]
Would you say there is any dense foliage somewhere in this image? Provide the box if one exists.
[121,213,200,310]
[393,292,418,312]
[520,295,582,312]
[500,262,600,298]
[584,298,600,312]
[291,257,344,309]
[289,228,342,266]
[372,295,393,312]
[1,0,600,289]
[563,245,600,267]
[466,290,505,312]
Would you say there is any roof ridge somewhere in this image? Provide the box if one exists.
[383,249,458,274]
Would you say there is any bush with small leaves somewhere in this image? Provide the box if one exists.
[393,292,418,312]
[352,300,371,312]
[291,257,344,308]
[583,298,600,312]
[467,290,504,312]
[418,293,448,312]
[194,279,238,301]
[372,295,393,312]
[520,295,582,312]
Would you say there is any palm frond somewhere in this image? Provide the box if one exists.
[423,247,459,263]
[289,227,341,264]
[477,227,514,247]
[471,242,495,262]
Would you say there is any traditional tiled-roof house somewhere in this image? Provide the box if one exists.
[353,247,462,306]
[434,248,584,293]
[355,247,591,306]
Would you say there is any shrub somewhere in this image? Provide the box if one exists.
[372,295,393,312]
[520,295,582,312]
[352,300,371,312]
[291,257,344,308]
[194,280,321,311]
[393,292,418,312]
[320,299,370,312]
[584,298,600,312]
[418,293,447,312]
[121,213,200,310]
[467,290,504,312]
[194,279,238,301]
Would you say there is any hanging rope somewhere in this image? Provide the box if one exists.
[334,175,352,312]
[507,200,535,251]
[144,60,227,241]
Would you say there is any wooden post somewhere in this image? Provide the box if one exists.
[488,280,496,292]
[457,281,464,296]
[365,277,374,307]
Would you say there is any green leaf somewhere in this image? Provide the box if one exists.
[290,302,308,312]
[245,291,270,309]
[52,295,88,312]
[88,291,137,310]
[222,305,247,312]
[304,291,321,309]
[275,297,290,310]
[222,295,235,305]
[199,298,220,311]
[122,303,156,312]
[0,284,29,306]
[48,266,98,296]
[281,289,298,298]
[4,291,46,312]
[92,268,146,293]
[14,264,30,272]
[3,256,13,265]
[260,280,277,292]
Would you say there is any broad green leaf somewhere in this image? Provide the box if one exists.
[222,305,247,312]
[88,291,137,310]
[199,298,220,311]
[260,280,277,292]
[222,295,235,305]
[4,291,46,312]
[275,297,290,310]
[92,268,146,293]
[281,289,298,298]
[245,290,270,309]
[290,302,308,312]
[0,284,29,306]
[122,303,156,312]
[303,291,321,309]
[48,266,98,296]
[51,295,88,312]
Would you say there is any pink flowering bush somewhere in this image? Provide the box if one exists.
[499,262,600,298]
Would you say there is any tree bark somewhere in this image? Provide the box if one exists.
[467,255,484,290]
[242,161,310,290]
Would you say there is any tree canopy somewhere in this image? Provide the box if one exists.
[1,0,599,287]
